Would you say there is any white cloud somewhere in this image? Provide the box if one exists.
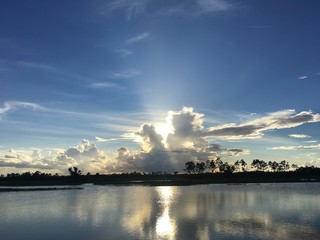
[206,109,320,140]
[0,101,44,119]
[54,139,110,173]
[197,0,233,13]
[102,0,234,19]
[289,134,311,139]
[115,49,133,57]
[2,107,319,174]
[299,76,308,80]
[166,107,205,149]
[95,136,127,142]
[272,144,320,151]
[305,160,320,167]
[103,0,148,20]
[111,69,141,79]
[126,32,150,45]
[89,82,121,88]
[16,61,57,71]
[0,149,53,171]
[305,140,317,143]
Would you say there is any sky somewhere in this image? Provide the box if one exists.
[1,0,320,174]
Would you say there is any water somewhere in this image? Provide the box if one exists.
[1,183,320,240]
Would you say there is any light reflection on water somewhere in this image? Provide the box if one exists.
[0,183,320,240]
[155,186,177,239]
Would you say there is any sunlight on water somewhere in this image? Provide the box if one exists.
[0,183,320,240]
[156,186,176,239]
[156,209,175,238]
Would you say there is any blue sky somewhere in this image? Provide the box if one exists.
[1,0,320,174]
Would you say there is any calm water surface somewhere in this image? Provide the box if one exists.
[1,183,320,240]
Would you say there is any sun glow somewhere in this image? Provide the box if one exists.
[155,123,173,145]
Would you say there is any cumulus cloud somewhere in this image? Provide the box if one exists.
[1,107,319,174]
[166,107,205,149]
[55,139,109,172]
[136,124,165,151]
[205,110,320,140]
[0,149,53,170]
[114,107,252,172]
[289,134,311,139]
[0,140,112,174]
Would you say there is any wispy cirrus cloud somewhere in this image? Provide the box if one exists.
[197,0,234,13]
[126,32,150,45]
[205,110,320,140]
[0,101,44,119]
[299,75,308,80]
[289,134,311,139]
[103,0,148,20]
[272,144,320,151]
[102,0,235,20]
[111,69,141,79]
[115,49,133,57]
[89,82,122,89]
[16,61,57,71]
[95,136,128,142]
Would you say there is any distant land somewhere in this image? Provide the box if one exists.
[1,166,319,188]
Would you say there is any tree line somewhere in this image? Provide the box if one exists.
[183,158,301,174]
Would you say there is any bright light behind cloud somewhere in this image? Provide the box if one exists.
[1,106,320,174]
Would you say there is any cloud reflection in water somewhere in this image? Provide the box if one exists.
[0,183,320,240]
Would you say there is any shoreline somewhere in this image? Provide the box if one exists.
[1,171,320,188]
[1,175,319,189]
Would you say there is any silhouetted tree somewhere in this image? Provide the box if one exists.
[68,167,82,177]
[251,159,267,171]
[196,162,206,174]
[234,159,247,172]
[268,161,279,172]
[277,160,290,172]
[184,161,196,174]
[215,157,224,172]
[291,164,298,171]
[207,158,223,173]
[220,162,235,174]
[33,171,41,177]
